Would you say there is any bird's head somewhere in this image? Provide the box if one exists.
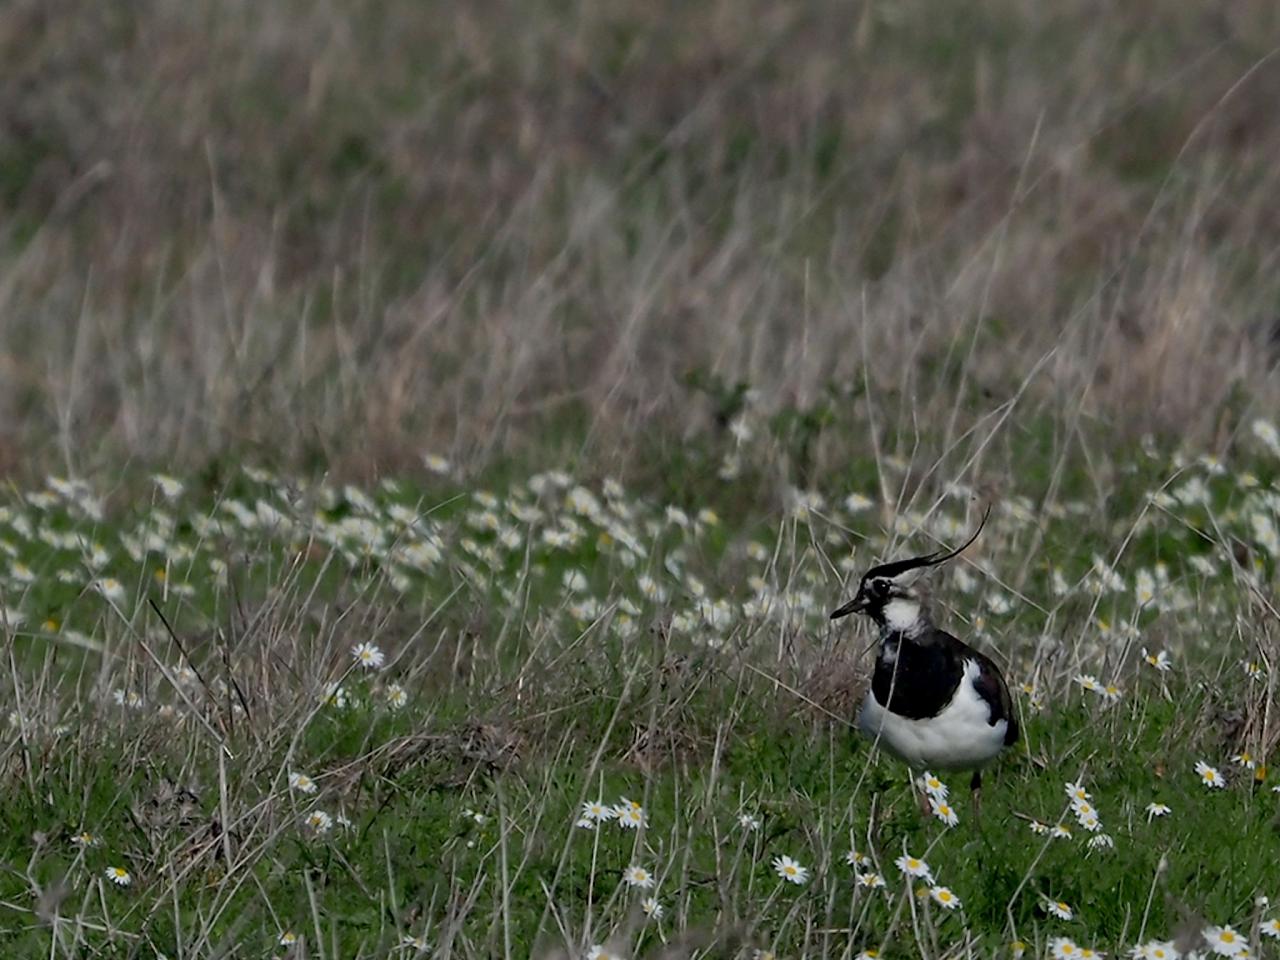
[829,506,990,632]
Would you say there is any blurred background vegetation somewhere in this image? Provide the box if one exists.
[2,0,1280,482]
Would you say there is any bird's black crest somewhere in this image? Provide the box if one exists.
[861,504,991,582]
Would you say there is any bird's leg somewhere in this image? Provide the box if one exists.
[970,768,983,821]
[912,771,931,816]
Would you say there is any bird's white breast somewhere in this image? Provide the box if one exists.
[858,659,1008,770]
[882,598,924,636]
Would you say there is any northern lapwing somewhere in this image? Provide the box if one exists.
[830,508,1017,805]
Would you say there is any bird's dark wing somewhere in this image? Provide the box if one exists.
[936,630,1019,746]
[970,649,1019,745]
[872,626,966,720]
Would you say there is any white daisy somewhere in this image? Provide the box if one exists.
[844,492,874,513]
[321,682,349,708]
[918,771,948,801]
[152,475,185,499]
[1142,648,1172,672]
[423,454,453,475]
[772,854,809,885]
[929,885,961,910]
[622,865,654,889]
[894,854,933,882]
[615,799,646,829]
[929,798,959,827]
[384,683,408,709]
[94,578,126,604]
[351,642,386,669]
[1045,898,1074,920]
[1202,925,1247,957]
[844,849,871,867]
[1251,418,1280,455]
[1194,760,1226,789]
[581,799,610,822]
[288,772,317,794]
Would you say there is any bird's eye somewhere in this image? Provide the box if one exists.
[868,578,889,597]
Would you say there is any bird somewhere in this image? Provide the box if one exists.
[829,507,1017,805]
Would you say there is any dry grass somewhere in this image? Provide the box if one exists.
[2,0,1280,480]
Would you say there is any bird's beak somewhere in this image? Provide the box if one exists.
[829,596,865,620]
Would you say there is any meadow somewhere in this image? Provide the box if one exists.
[1,426,1279,958]
[4,0,1280,957]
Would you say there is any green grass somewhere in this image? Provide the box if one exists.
[2,432,1278,958]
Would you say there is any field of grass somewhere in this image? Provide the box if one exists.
[4,1,1280,957]
[1,425,1279,958]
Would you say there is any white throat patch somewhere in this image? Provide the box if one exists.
[883,597,924,636]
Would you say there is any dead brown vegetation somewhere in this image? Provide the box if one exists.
[2,0,1280,479]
